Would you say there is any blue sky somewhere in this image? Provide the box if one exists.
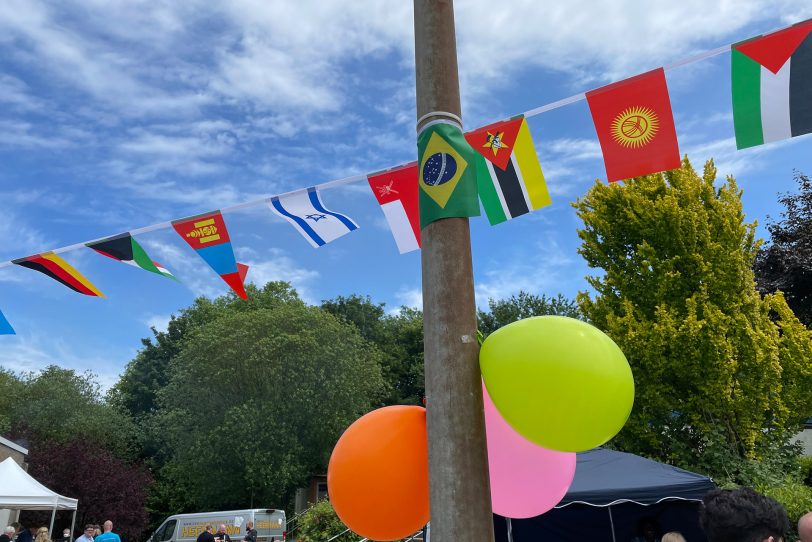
[1,0,812,388]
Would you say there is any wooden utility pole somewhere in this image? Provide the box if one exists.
[414,1,495,540]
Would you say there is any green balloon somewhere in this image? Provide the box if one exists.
[480,316,634,452]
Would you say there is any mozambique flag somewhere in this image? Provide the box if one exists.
[13,252,105,297]
[417,122,480,229]
[465,116,551,225]
[87,232,176,280]
[732,19,812,149]
[173,211,248,299]
[586,68,681,182]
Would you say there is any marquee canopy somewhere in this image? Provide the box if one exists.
[0,457,78,510]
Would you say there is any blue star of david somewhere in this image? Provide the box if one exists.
[306,213,328,222]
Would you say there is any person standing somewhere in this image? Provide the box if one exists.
[94,522,120,542]
[13,524,32,542]
[1,526,15,542]
[34,527,50,542]
[700,487,789,542]
[799,512,812,542]
[75,525,95,542]
[196,526,214,542]
[241,523,256,542]
[61,529,72,542]
[213,525,230,542]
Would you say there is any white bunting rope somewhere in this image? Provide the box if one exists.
[0,21,798,270]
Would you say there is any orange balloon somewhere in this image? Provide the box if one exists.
[328,405,429,541]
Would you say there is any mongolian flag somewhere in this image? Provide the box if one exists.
[172,211,248,299]
[0,310,15,335]
[417,122,480,228]
[13,252,104,297]
[732,19,812,149]
[465,115,552,225]
[586,68,681,182]
[87,232,176,280]
[367,162,420,253]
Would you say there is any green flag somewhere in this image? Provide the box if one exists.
[417,122,480,228]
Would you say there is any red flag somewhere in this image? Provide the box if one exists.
[586,68,681,182]
[368,162,420,254]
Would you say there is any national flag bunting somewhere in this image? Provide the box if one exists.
[732,19,812,149]
[367,162,420,253]
[13,252,105,297]
[417,122,480,228]
[465,116,552,225]
[586,68,681,182]
[87,232,176,280]
[0,310,15,335]
[269,188,359,248]
[172,211,248,299]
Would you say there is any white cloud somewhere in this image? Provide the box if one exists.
[243,248,320,302]
[145,314,172,333]
[394,286,423,311]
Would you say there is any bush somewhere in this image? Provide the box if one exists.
[754,478,812,542]
[799,456,812,487]
[296,500,362,542]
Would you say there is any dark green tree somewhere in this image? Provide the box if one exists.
[755,171,812,327]
[154,300,385,510]
[477,291,582,336]
[574,158,812,481]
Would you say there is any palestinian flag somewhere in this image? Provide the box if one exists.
[465,116,551,225]
[13,252,105,297]
[732,19,812,149]
[87,232,176,280]
[418,122,480,229]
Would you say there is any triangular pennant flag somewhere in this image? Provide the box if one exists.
[732,20,812,149]
[0,309,15,335]
[87,232,176,280]
[586,68,681,182]
[367,163,420,254]
[269,188,359,248]
[13,252,105,297]
[735,19,812,74]
[172,211,248,299]
[465,116,552,225]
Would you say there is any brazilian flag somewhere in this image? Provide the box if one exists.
[417,122,481,229]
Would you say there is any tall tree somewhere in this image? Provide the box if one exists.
[755,171,812,327]
[574,158,812,480]
[477,291,582,336]
[154,300,386,510]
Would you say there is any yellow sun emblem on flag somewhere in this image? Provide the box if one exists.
[611,106,659,148]
[483,131,510,156]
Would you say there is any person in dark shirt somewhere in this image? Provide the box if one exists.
[196,526,215,542]
[14,524,33,542]
[213,525,231,542]
[242,523,256,542]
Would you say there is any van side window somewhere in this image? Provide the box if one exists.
[158,520,176,542]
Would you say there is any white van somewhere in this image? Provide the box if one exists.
[151,509,286,542]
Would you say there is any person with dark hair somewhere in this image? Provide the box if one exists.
[631,517,661,542]
[241,523,256,542]
[700,487,790,542]
[75,525,95,542]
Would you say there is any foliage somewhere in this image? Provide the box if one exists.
[0,368,21,434]
[153,298,386,511]
[800,456,812,487]
[754,479,812,542]
[574,157,812,478]
[477,291,582,336]
[321,295,425,406]
[23,438,152,541]
[7,366,138,459]
[755,171,812,327]
[295,499,363,542]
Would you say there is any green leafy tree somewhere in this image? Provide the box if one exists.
[154,299,386,510]
[574,157,812,480]
[477,291,582,336]
[0,368,21,434]
[322,295,425,405]
[755,171,812,327]
[294,499,362,542]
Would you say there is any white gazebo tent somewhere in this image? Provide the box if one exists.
[0,458,78,536]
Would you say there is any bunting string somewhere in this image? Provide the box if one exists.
[0,19,804,271]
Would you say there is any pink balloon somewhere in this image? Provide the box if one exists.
[484,382,577,518]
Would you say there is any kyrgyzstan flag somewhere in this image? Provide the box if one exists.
[586,68,681,182]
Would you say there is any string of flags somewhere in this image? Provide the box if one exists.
[1,18,811,335]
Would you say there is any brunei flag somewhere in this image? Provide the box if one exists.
[417,122,480,229]
[586,68,681,182]
[13,252,104,297]
[173,211,249,299]
[465,116,552,225]
[87,232,176,280]
[732,19,812,149]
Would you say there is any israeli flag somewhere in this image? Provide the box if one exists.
[269,188,359,248]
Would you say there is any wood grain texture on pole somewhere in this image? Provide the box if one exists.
[414,1,495,540]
